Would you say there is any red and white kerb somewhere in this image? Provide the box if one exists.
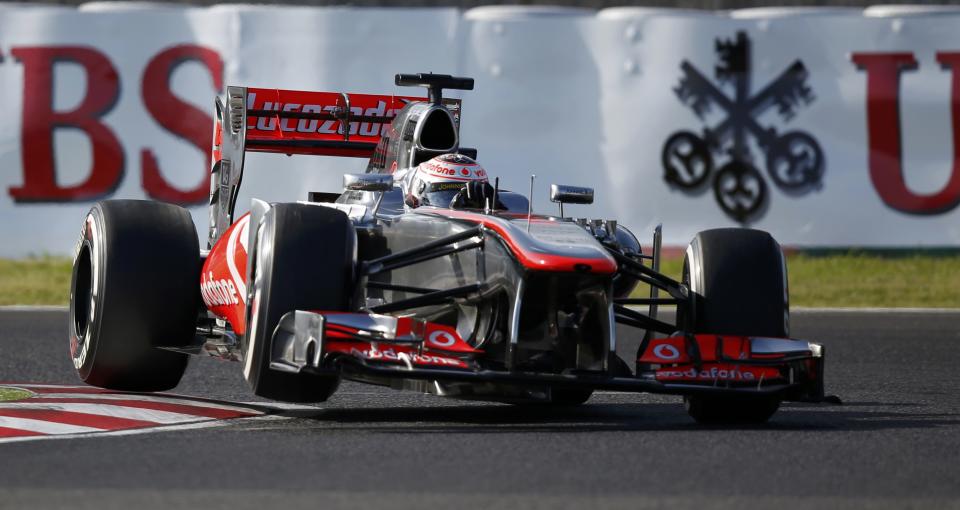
[0,384,263,443]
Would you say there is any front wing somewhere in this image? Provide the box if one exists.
[269,311,826,402]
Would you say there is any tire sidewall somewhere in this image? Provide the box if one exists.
[243,213,278,387]
[69,206,106,381]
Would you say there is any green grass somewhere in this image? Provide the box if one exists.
[0,254,957,308]
[0,257,73,306]
[785,253,960,308]
[0,387,33,402]
[633,253,960,308]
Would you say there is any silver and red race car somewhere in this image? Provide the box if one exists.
[69,73,828,424]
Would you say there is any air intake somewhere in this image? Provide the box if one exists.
[416,108,457,152]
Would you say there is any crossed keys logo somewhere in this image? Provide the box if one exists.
[662,31,824,222]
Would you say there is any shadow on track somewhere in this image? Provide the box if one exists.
[267,400,960,433]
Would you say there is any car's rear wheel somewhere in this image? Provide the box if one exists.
[243,203,355,403]
[69,200,199,391]
[680,228,788,424]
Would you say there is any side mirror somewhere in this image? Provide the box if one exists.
[550,184,593,218]
[343,173,393,192]
[550,184,594,205]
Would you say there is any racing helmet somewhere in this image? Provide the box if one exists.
[406,154,488,208]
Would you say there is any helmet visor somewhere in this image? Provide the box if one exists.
[421,181,467,207]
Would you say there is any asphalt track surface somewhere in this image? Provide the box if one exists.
[1,309,959,509]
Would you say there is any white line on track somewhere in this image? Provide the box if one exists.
[0,305,68,312]
[792,307,960,314]
[4,383,87,389]
[624,305,959,314]
[239,402,319,411]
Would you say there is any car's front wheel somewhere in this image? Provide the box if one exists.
[680,228,788,424]
[243,203,355,403]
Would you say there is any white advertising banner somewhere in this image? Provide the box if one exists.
[593,10,960,246]
[0,4,958,256]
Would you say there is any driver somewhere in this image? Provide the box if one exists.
[399,153,500,210]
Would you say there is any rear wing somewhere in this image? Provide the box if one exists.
[213,86,461,160]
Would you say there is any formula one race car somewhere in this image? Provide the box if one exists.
[69,73,828,424]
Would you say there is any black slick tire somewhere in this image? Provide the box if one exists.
[243,203,355,403]
[681,228,788,424]
[69,200,199,391]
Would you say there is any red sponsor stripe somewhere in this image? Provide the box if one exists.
[324,340,470,369]
[31,398,258,419]
[751,353,787,359]
[639,335,763,364]
[0,426,46,438]
[0,408,157,430]
[325,328,356,339]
